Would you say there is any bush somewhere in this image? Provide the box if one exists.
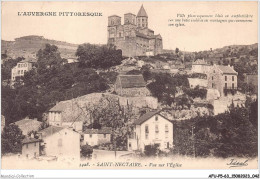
[81,144,93,159]
[144,144,160,156]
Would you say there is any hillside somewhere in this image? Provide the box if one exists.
[1,35,79,59]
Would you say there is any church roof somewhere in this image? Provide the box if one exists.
[137,5,148,17]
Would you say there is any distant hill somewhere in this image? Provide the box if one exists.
[1,35,79,59]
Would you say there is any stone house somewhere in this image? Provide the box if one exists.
[207,64,238,97]
[11,58,36,83]
[83,127,112,146]
[38,126,80,160]
[191,59,211,74]
[128,110,173,152]
[114,75,150,97]
[48,101,84,132]
[22,137,42,159]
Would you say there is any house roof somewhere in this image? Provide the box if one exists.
[49,101,67,112]
[22,137,42,144]
[134,110,171,125]
[137,5,148,17]
[14,118,42,133]
[117,75,146,88]
[84,127,112,134]
[193,59,209,65]
[38,126,64,138]
[217,65,237,75]
[19,58,37,63]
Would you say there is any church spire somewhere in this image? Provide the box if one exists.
[137,4,148,17]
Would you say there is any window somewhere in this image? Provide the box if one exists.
[26,154,29,158]
[129,142,132,148]
[34,142,36,147]
[165,124,169,133]
[104,134,106,138]
[155,115,158,121]
[212,76,214,80]
[58,138,62,147]
[225,76,227,81]
[34,152,36,158]
[225,83,227,89]
[145,125,149,139]
[18,64,21,68]
[89,134,92,138]
[26,144,28,149]
[18,70,20,75]
[212,83,214,88]
[232,76,234,81]
[232,83,234,89]
[155,125,159,133]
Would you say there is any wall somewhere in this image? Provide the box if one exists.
[43,128,80,160]
[48,111,62,126]
[83,133,111,146]
[22,142,40,159]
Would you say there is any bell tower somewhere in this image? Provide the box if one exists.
[136,5,148,28]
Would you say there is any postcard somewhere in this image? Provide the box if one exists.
[1,1,258,177]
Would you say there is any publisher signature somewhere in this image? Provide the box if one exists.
[227,159,248,168]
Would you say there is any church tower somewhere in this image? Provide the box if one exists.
[136,5,148,28]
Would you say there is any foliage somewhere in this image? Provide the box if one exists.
[144,144,160,156]
[85,96,135,150]
[147,73,189,106]
[1,57,24,81]
[76,43,122,69]
[81,144,93,158]
[36,44,64,70]
[184,86,207,99]
[126,69,142,75]
[173,101,258,158]
[1,124,25,154]
[2,45,109,124]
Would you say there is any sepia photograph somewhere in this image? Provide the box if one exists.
[0,1,259,177]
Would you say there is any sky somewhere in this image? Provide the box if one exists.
[1,1,258,52]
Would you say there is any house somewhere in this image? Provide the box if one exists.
[114,75,150,97]
[128,110,173,152]
[48,101,84,132]
[188,78,208,89]
[14,117,42,135]
[38,126,80,160]
[22,137,42,159]
[83,127,112,146]
[207,64,238,97]
[1,115,5,133]
[191,59,211,74]
[11,58,36,83]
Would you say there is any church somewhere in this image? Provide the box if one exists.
[107,5,163,57]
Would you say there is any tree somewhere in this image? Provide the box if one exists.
[36,44,64,70]
[85,96,135,152]
[147,73,177,106]
[76,43,122,69]
[175,48,179,55]
[81,144,93,159]
[1,124,25,154]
